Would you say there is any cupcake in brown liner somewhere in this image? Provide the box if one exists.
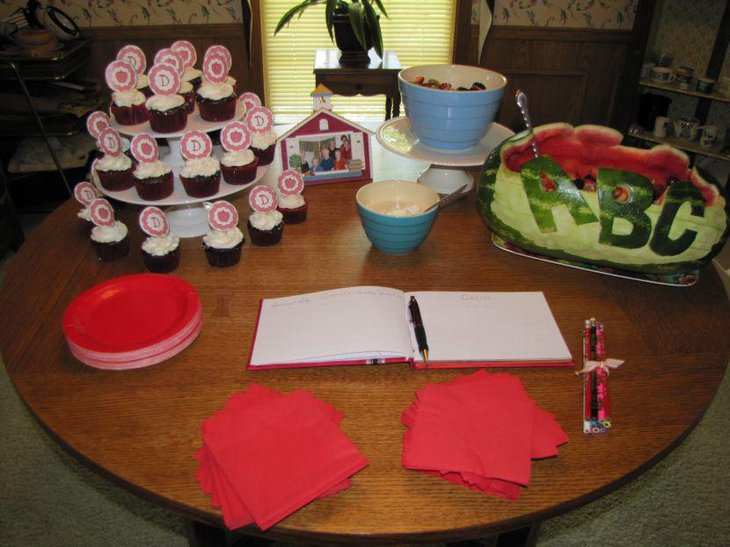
[247,210,284,246]
[277,195,308,224]
[182,67,203,91]
[220,149,258,185]
[146,93,187,133]
[141,234,181,273]
[250,130,277,166]
[180,157,221,198]
[91,221,130,261]
[94,154,135,192]
[196,81,236,122]
[110,89,148,125]
[202,228,244,267]
[133,161,174,201]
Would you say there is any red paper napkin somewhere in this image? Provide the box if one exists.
[402,371,567,500]
[197,384,368,530]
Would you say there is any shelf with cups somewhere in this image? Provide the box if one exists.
[638,79,730,104]
[627,127,730,163]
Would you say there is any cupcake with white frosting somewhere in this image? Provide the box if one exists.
[145,63,187,133]
[133,159,174,201]
[91,220,130,261]
[179,130,221,198]
[95,152,135,191]
[247,186,284,246]
[111,88,147,126]
[275,169,307,224]
[196,80,236,122]
[142,234,180,273]
[219,121,258,185]
[250,129,277,166]
[202,201,244,268]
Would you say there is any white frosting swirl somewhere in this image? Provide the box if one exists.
[251,130,277,150]
[91,220,128,243]
[142,234,180,256]
[249,210,283,231]
[183,67,202,82]
[277,193,305,209]
[221,149,255,167]
[136,73,149,89]
[146,94,185,112]
[197,81,234,101]
[134,160,172,179]
[96,153,132,172]
[112,89,146,107]
[179,80,193,94]
[180,157,220,178]
[77,207,92,221]
[203,227,244,249]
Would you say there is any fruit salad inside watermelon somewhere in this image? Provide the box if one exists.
[476,123,730,274]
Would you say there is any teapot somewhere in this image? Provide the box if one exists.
[673,117,700,141]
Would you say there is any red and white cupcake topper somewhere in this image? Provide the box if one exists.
[139,206,170,237]
[86,111,111,139]
[277,170,304,196]
[238,92,261,111]
[245,106,274,133]
[74,182,97,206]
[105,60,137,92]
[116,45,146,74]
[154,47,184,76]
[249,185,278,213]
[180,130,213,161]
[130,133,159,163]
[171,40,197,69]
[204,45,232,70]
[208,201,239,231]
[202,53,229,84]
[147,63,181,95]
[89,198,115,227]
[220,121,251,152]
[98,127,123,157]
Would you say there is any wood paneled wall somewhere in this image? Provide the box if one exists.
[480,27,635,131]
[80,23,264,106]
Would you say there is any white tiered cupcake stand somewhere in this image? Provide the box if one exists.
[92,102,267,237]
[376,116,514,195]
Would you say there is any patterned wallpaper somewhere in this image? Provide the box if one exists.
[0,0,242,26]
[493,0,637,30]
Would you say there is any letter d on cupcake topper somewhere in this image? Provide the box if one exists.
[131,133,159,163]
[181,130,213,160]
[208,201,239,231]
[89,198,115,227]
[98,127,122,157]
[105,60,137,92]
[245,106,274,134]
[249,185,277,213]
[139,206,170,237]
[74,182,98,206]
[277,170,304,196]
[148,63,180,96]
[86,111,110,139]
[116,44,146,75]
[220,121,252,152]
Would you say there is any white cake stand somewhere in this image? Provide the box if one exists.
[376,116,514,194]
[93,103,266,237]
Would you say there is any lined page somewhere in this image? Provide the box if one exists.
[406,291,571,363]
[250,286,413,366]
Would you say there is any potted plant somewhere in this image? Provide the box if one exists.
[274,0,388,64]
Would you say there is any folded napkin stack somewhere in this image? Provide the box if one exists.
[402,371,568,500]
[196,383,369,530]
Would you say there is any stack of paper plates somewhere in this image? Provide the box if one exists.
[62,273,202,370]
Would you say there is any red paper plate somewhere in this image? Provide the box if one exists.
[63,274,200,353]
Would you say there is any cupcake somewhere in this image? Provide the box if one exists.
[247,186,284,246]
[179,130,221,198]
[94,153,135,192]
[203,227,244,267]
[250,129,277,166]
[91,220,130,261]
[141,234,180,273]
[110,89,147,125]
[145,63,187,133]
[133,160,174,200]
[196,80,236,122]
[182,66,203,91]
[180,157,221,198]
[275,169,307,224]
[221,149,258,185]
[73,182,99,235]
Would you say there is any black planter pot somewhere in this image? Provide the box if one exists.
[332,12,373,66]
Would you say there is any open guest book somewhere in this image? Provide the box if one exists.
[247,287,573,369]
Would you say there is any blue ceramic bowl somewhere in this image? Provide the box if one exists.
[356,180,439,255]
[398,64,507,151]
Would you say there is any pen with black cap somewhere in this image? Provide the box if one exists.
[408,296,429,364]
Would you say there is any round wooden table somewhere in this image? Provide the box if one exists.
[1,146,729,545]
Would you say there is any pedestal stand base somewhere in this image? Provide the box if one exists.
[418,166,474,195]
[167,203,210,238]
